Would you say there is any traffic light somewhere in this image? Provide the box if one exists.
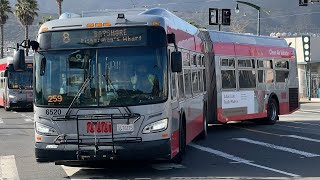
[299,0,308,6]
[221,9,231,26]
[302,35,311,62]
[209,8,219,25]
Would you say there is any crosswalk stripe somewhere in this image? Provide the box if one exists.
[0,155,20,180]
[234,138,320,158]
[189,143,299,177]
[24,119,33,122]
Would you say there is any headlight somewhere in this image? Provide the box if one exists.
[8,95,16,99]
[143,119,168,134]
[35,122,57,135]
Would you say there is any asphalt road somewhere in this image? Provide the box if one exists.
[1,103,320,180]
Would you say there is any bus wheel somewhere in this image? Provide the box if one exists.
[4,99,10,111]
[172,117,186,164]
[198,104,208,139]
[262,98,279,125]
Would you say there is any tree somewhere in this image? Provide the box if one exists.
[38,16,52,26]
[56,0,63,16]
[14,0,38,56]
[0,0,12,58]
[188,21,206,29]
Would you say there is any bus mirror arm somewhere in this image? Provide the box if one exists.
[4,69,8,77]
[167,33,179,52]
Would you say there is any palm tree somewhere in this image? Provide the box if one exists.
[56,0,63,16]
[14,0,38,56]
[38,16,52,26]
[0,0,12,58]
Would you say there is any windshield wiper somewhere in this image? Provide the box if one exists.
[65,75,94,117]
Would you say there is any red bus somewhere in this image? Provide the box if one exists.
[0,54,33,111]
[201,30,299,125]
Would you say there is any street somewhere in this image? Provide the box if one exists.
[1,102,320,180]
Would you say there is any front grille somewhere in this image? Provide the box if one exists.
[289,88,299,112]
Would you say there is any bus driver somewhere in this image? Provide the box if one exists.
[130,65,159,95]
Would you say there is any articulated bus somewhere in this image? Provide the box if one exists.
[28,8,298,163]
[0,55,33,111]
[202,31,299,125]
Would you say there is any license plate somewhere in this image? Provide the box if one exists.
[86,121,112,134]
[117,124,134,132]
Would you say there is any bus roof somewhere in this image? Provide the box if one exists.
[207,30,289,47]
[39,8,198,35]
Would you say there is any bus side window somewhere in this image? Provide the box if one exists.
[170,49,177,99]
[178,73,184,99]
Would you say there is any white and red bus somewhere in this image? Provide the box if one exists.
[0,54,33,111]
[30,8,206,163]
[201,30,299,125]
[26,8,298,163]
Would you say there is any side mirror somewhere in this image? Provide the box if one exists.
[30,40,39,51]
[171,51,182,73]
[4,70,8,77]
[167,33,176,44]
[13,49,26,71]
[40,57,46,76]
[8,64,14,72]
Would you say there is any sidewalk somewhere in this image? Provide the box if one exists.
[299,98,320,103]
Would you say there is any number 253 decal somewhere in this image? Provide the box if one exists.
[48,95,63,103]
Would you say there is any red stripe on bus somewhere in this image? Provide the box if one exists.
[213,42,295,58]
[186,114,203,144]
[170,113,204,159]
[0,97,3,106]
[217,101,291,123]
[0,64,7,71]
[217,108,267,123]
[279,102,290,115]
[170,130,179,158]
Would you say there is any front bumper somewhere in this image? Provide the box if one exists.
[35,139,171,162]
[9,101,33,109]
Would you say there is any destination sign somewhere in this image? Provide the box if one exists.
[40,27,148,49]
[80,28,145,45]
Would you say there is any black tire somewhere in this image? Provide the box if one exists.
[261,98,279,125]
[198,103,208,139]
[172,117,186,164]
[4,98,10,111]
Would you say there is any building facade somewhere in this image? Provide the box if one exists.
[285,36,320,98]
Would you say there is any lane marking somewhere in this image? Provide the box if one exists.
[276,124,319,131]
[289,121,320,127]
[226,125,282,137]
[0,155,20,180]
[189,143,299,177]
[24,119,33,122]
[0,118,3,124]
[283,135,320,143]
[61,166,82,178]
[234,138,320,158]
[151,163,185,170]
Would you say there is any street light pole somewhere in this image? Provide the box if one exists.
[235,0,270,36]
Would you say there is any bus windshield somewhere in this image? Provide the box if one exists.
[34,47,168,107]
[8,70,33,90]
